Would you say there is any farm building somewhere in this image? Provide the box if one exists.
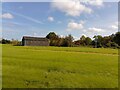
[22,36,49,46]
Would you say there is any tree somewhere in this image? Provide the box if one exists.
[2,39,11,44]
[84,37,92,46]
[102,36,111,47]
[46,32,59,46]
[57,38,64,47]
[93,35,103,48]
[66,34,74,47]
[11,39,21,46]
[80,35,86,46]
[74,40,80,46]
[106,41,119,48]
[46,32,58,40]
[113,32,120,46]
[62,34,74,47]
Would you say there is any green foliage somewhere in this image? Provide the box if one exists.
[46,32,59,46]
[46,32,58,40]
[45,32,120,48]
[78,36,92,46]
[63,34,74,47]
[2,31,120,48]
[113,32,120,46]
[2,44,118,88]
[11,39,21,46]
[85,37,92,46]
[106,42,119,48]
[1,39,11,44]
[46,32,74,47]
[80,35,86,46]
[91,32,120,48]
[93,35,103,48]
[102,36,111,47]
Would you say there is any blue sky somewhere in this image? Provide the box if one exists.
[1,1,118,40]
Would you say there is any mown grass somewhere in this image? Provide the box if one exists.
[2,44,118,88]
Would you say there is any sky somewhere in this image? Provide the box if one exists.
[1,0,118,40]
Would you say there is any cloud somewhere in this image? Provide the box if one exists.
[51,0,92,17]
[83,27,105,35]
[67,21,84,31]
[86,0,103,6]
[73,36,79,41]
[82,27,106,39]
[3,10,43,24]
[79,20,86,24]
[59,34,64,38]
[112,25,118,29]
[48,16,54,22]
[87,27,105,33]
[1,13,14,19]
[111,22,118,29]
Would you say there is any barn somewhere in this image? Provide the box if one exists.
[22,36,49,46]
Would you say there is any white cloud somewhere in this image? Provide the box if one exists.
[67,21,84,31]
[82,27,106,39]
[86,0,103,6]
[111,22,118,29]
[112,25,118,29]
[73,36,79,41]
[88,27,105,33]
[48,16,54,22]
[51,0,92,17]
[1,13,14,19]
[83,27,105,34]
[79,20,86,24]
[59,35,64,38]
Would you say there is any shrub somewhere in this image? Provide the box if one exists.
[106,42,119,48]
[11,40,21,46]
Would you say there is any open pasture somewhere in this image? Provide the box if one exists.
[2,44,118,88]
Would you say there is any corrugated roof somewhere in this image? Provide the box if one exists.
[22,36,49,41]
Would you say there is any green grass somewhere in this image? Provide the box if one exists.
[2,44,118,88]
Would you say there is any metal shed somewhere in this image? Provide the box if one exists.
[22,36,49,46]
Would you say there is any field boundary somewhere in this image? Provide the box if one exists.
[29,49,118,56]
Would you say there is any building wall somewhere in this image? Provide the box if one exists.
[23,40,49,46]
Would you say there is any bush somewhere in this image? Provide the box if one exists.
[106,42,119,48]
[11,40,21,46]
[2,39,11,44]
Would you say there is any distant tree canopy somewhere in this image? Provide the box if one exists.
[85,37,92,46]
[1,31,120,48]
[113,32,120,46]
[46,32,58,40]
[1,39,11,44]
[46,32,59,46]
[46,32,74,47]
[1,38,21,46]
[64,34,74,47]
[46,32,120,48]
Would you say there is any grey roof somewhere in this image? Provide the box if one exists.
[22,36,49,41]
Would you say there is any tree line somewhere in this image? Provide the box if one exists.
[1,32,120,48]
[0,39,21,46]
[46,32,120,48]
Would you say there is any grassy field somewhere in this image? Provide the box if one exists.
[2,44,118,88]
